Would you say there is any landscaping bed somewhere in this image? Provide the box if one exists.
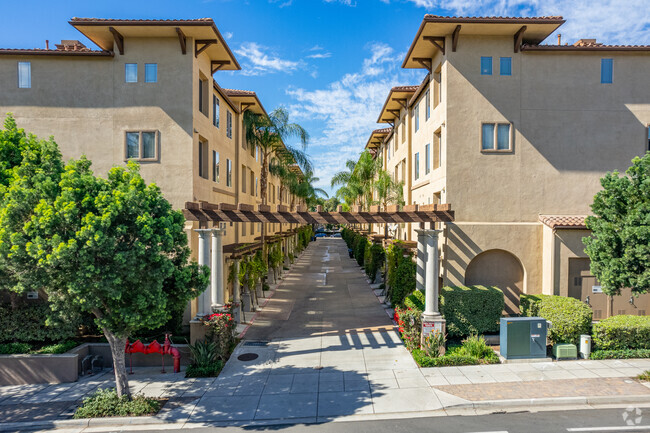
[74,388,162,419]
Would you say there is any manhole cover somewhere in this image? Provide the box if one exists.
[237,353,259,361]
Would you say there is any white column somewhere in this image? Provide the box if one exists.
[421,229,443,320]
[416,228,426,293]
[210,228,226,311]
[195,229,211,316]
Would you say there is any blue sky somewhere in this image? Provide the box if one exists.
[1,0,648,195]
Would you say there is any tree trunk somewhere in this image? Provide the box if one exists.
[260,151,269,270]
[103,328,131,399]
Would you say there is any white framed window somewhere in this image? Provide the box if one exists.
[212,150,219,183]
[144,63,157,83]
[125,131,158,161]
[18,62,31,88]
[199,76,209,116]
[125,63,137,83]
[414,152,420,180]
[425,90,430,120]
[425,143,430,174]
[414,102,420,133]
[481,122,513,152]
[226,159,232,187]
[226,111,232,139]
[213,96,220,127]
[255,177,258,196]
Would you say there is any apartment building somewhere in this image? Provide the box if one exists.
[0,18,303,320]
[368,15,650,316]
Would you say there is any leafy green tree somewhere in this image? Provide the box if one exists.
[584,153,650,296]
[0,117,208,398]
[374,169,404,239]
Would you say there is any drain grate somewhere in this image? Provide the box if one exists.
[243,341,269,347]
[237,353,260,362]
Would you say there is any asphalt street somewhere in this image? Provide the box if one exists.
[119,408,650,433]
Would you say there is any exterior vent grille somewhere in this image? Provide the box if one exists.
[243,341,269,347]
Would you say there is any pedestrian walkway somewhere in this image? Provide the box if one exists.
[1,238,650,430]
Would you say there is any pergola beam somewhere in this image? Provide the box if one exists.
[184,202,454,225]
[514,25,527,53]
[108,27,124,55]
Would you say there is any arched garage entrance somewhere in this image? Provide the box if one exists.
[465,249,524,315]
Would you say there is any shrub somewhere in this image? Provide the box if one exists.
[412,350,480,367]
[440,286,504,338]
[592,315,650,350]
[185,361,224,378]
[520,294,541,317]
[404,290,425,311]
[590,349,650,359]
[453,334,499,363]
[355,236,369,267]
[73,388,160,419]
[188,339,217,367]
[364,243,385,283]
[637,371,650,381]
[34,340,78,354]
[520,294,592,345]
[394,306,422,351]
[0,302,80,343]
[423,331,446,358]
[203,312,236,360]
[0,342,31,354]
[386,243,416,306]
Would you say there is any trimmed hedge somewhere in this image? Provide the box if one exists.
[412,350,480,367]
[519,294,592,345]
[590,349,650,360]
[364,243,385,283]
[440,286,504,338]
[592,315,650,350]
[404,286,504,339]
[386,243,416,306]
[355,236,369,267]
[0,302,80,343]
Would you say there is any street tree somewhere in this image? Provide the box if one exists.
[584,153,650,296]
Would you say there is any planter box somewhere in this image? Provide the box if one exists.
[0,353,78,386]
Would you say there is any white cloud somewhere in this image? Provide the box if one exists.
[307,52,332,59]
[401,0,650,45]
[286,43,423,192]
[223,32,233,40]
[269,0,293,7]
[235,42,302,76]
[323,0,357,5]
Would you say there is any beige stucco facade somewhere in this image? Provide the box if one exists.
[0,19,304,321]
[368,16,650,310]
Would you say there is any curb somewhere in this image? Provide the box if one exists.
[4,394,650,431]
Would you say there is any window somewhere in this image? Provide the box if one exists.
[414,103,420,133]
[401,116,405,144]
[255,146,259,162]
[425,90,430,120]
[480,57,492,75]
[212,150,219,183]
[198,140,209,179]
[434,130,441,169]
[213,96,220,128]
[647,126,650,152]
[601,58,613,84]
[242,165,247,193]
[226,111,232,139]
[433,69,441,108]
[500,57,512,76]
[425,143,430,174]
[250,171,255,196]
[17,62,30,88]
[255,177,258,196]
[481,122,512,152]
[125,63,137,83]
[144,63,157,83]
[226,159,232,187]
[242,222,246,236]
[401,159,406,183]
[125,131,157,161]
[199,76,208,116]
[414,152,420,180]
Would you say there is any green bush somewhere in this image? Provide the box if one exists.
[520,294,541,316]
[34,340,78,354]
[0,342,32,354]
[185,361,224,378]
[0,302,80,343]
[404,290,425,310]
[440,286,504,338]
[412,350,481,367]
[454,334,495,360]
[355,236,369,267]
[394,306,422,351]
[364,243,385,283]
[386,243,416,306]
[590,349,650,359]
[73,388,160,418]
[520,294,592,345]
[592,315,650,350]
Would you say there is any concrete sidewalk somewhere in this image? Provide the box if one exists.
[1,238,650,431]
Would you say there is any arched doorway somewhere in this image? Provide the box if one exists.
[465,249,524,315]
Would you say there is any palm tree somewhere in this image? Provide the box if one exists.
[374,169,404,239]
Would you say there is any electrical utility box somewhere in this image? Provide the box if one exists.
[500,317,548,359]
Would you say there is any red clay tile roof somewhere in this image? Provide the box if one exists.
[423,15,564,22]
[69,17,214,24]
[222,88,257,96]
[373,128,392,134]
[539,215,588,229]
[522,44,650,51]
[0,48,112,56]
[391,85,419,92]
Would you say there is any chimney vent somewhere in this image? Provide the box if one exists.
[45,39,49,50]
[557,34,561,45]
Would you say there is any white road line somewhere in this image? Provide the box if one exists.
[464,431,509,433]
[567,426,650,431]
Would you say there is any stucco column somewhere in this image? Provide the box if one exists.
[416,226,426,293]
[232,259,242,323]
[195,229,211,316]
[210,228,226,311]
[416,228,445,345]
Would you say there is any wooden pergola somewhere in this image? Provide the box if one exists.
[183,201,455,225]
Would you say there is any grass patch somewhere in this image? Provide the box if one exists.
[637,371,650,382]
[73,388,161,419]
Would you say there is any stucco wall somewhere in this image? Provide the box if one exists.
[0,354,78,385]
